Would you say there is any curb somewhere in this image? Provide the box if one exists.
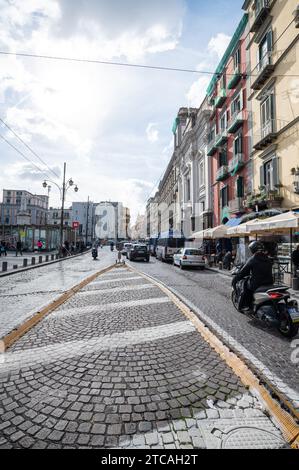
[0,250,91,278]
[1,263,115,350]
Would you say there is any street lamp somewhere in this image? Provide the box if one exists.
[42,162,79,254]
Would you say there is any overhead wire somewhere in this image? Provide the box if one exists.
[0,117,60,180]
[0,49,298,78]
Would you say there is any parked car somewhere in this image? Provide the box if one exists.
[128,244,149,262]
[121,242,133,256]
[173,248,206,270]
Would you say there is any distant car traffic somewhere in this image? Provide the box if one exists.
[127,244,149,262]
[121,242,133,256]
[173,248,206,270]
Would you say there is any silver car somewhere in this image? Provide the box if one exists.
[173,248,206,270]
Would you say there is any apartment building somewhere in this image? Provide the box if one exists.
[242,0,299,210]
[48,207,73,226]
[206,13,251,226]
[0,189,49,226]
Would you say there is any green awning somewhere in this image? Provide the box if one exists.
[172,117,179,134]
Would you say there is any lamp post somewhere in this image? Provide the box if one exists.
[42,162,78,254]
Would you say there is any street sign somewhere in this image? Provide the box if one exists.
[72,221,80,229]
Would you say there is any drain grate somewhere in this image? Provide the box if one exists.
[220,426,287,449]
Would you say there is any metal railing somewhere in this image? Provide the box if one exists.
[228,153,244,173]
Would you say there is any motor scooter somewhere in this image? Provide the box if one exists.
[231,265,299,338]
[92,247,98,260]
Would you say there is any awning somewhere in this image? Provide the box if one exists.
[227,219,259,237]
[225,217,242,228]
[248,211,299,233]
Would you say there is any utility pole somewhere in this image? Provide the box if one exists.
[85,196,90,246]
[59,162,66,251]
[43,162,78,255]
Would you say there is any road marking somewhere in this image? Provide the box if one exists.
[127,264,299,449]
[90,276,142,285]
[0,321,195,372]
[79,283,154,294]
[49,297,172,318]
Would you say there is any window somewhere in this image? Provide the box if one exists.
[219,111,227,132]
[220,186,229,208]
[236,176,244,198]
[219,150,227,167]
[233,132,242,156]
[199,161,204,187]
[260,157,279,191]
[233,47,241,70]
[16,199,21,205]
[261,92,275,136]
[231,91,243,117]
[186,178,191,201]
[220,74,226,90]
[6,199,10,204]
[258,30,272,70]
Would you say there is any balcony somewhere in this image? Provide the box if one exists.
[229,198,245,213]
[245,188,283,209]
[228,154,245,174]
[227,66,242,90]
[215,89,227,108]
[250,0,272,33]
[251,52,275,90]
[216,165,229,182]
[227,110,245,134]
[254,119,277,150]
[215,130,228,147]
[207,138,217,156]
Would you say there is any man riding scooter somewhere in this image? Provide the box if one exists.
[232,241,274,310]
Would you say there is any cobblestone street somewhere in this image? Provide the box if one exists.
[128,257,299,413]
[0,259,288,449]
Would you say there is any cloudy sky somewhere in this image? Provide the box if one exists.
[0,0,244,222]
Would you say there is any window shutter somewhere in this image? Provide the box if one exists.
[267,30,273,53]
[237,177,244,198]
[272,157,279,187]
[260,164,264,187]
[240,89,244,111]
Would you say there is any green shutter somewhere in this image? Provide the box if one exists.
[237,177,244,198]
[260,165,264,187]
[272,157,279,187]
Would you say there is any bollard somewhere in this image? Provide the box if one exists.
[31,257,35,265]
[2,262,7,272]
[56,254,59,260]
[23,259,28,268]
[45,255,49,262]
[39,256,42,264]
[51,254,55,261]
[13,264,18,270]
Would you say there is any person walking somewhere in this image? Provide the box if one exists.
[16,240,22,257]
[37,240,43,252]
[292,245,299,275]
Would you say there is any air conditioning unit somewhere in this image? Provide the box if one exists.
[294,181,299,194]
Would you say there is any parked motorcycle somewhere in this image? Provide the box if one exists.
[231,265,299,338]
[92,247,98,260]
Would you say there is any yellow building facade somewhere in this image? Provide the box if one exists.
[243,0,299,210]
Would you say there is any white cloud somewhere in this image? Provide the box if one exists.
[186,32,232,107]
[187,76,210,108]
[208,33,231,60]
[146,123,159,143]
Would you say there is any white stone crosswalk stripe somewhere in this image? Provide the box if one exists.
[80,284,155,295]
[49,297,171,318]
[89,276,141,285]
[0,321,195,372]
